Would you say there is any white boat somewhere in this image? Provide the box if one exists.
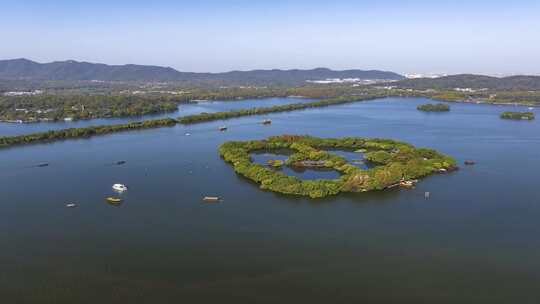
[528,107,534,110]
[112,184,128,192]
[399,180,418,188]
[66,203,77,208]
[202,196,220,202]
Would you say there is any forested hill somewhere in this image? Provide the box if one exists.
[390,74,540,90]
[0,58,404,85]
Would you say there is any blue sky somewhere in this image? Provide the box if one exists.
[1,0,539,74]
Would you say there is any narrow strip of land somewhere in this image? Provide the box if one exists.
[178,95,382,124]
[0,94,384,149]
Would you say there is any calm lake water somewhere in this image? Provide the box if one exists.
[251,151,342,180]
[0,97,315,136]
[1,97,539,303]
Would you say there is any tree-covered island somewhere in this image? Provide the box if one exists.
[219,135,456,198]
[500,111,535,120]
[417,103,450,112]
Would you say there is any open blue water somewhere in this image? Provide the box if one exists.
[0,97,539,303]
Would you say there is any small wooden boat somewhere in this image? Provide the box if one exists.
[262,119,272,125]
[116,160,126,165]
[37,162,49,167]
[218,126,227,131]
[202,196,220,202]
[106,197,123,204]
[464,160,476,165]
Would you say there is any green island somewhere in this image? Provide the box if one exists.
[416,103,450,112]
[219,135,456,198]
[500,111,535,120]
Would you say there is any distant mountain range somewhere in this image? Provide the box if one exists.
[0,58,404,85]
[390,74,540,90]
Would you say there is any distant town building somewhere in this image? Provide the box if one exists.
[3,90,43,96]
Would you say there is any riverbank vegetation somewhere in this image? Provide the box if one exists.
[219,135,456,198]
[417,103,450,112]
[2,86,539,149]
[0,95,179,122]
[500,111,535,120]
[0,118,176,148]
[389,88,540,106]
[0,86,367,123]
[3,82,540,124]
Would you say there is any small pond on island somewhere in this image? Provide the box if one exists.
[250,150,342,180]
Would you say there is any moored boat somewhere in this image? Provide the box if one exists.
[219,126,227,131]
[106,197,123,204]
[202,196,220,202]
[399,179,418,188]
[112,184,128,192]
